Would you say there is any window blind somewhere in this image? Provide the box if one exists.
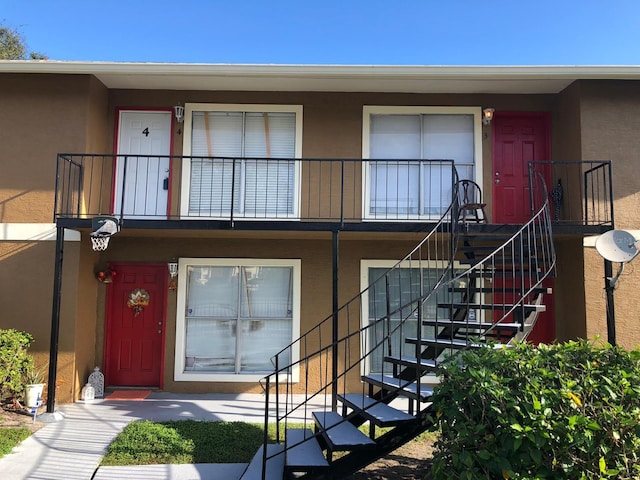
[189,111,296,217]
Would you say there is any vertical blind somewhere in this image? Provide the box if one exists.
[189,111,297,217]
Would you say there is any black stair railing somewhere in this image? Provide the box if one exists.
[426,165,556,359]
[250,165,556,479]
[253,164,462,477]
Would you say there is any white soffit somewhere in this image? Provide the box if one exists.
[2,62,640,94]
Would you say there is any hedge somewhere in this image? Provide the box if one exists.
[431,340,640,479]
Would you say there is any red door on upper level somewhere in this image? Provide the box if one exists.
[105,263,167,387]
[492,113,555,344]
[492,113,550,223]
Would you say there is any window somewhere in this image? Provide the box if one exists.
[175,258,301,382]
[362,106,482,219]
[360,260,464,375]
[181,104,303,219]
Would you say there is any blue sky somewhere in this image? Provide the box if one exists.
[2,0,640,65]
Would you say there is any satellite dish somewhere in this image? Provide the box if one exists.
[595,230,640,263]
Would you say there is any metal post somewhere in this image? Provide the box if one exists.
[331,230,339,411]
[604,259,616,346]
[47,227,65,413]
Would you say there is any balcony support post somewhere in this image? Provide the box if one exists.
[604,259,616,346]
[331,229,339,411]
[46,226,65,414]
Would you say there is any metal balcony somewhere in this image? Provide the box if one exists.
[54,154,613,233]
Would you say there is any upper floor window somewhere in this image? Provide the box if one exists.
[181,104,303,219]
[363,106,482,220]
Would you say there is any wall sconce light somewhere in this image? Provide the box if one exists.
[482,108,495,126]
[173,105,184,124]
[168,258,178,290]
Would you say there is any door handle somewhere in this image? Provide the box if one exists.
[158,329,162,334]
[495,178,501,184]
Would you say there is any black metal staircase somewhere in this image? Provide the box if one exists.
[239,167,556,480]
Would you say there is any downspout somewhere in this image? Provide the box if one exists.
[46,226,65,413]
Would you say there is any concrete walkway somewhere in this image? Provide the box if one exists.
[0,393,332,480]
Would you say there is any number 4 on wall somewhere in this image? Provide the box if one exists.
[142,127,150,137]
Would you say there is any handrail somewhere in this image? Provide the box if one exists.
[253,164,461,473]
[252,164,557,477]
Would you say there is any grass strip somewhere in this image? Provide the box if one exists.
[101,420,301,466]
[0,427,31,457]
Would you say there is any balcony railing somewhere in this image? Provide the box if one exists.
[54,154,458,225]
[54,154,613,229]
[529,161,614,227]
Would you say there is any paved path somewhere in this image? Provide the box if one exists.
[0,393,332,480]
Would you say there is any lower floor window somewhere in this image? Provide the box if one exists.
[175,258,300,381]
[363,262,463,374]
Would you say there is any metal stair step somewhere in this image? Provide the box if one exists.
[438,303,546,312]
[448,286,552,295]
[458,244,545,252]
[423,319,522,331]
[285,428,328,471]
[405,336,486,349]
[459,259,553,269]
[362,374,434,402]
[312,411,376,451]
[383,355,439,372]
[240,444,284,480]
[338,393,415,426]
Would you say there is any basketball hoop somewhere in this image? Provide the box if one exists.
[90,235,111,252]
[90,216,120,252]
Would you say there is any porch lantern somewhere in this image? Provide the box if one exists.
[482,107,495,125]
[168,258,179,290]
[173,105,184,123]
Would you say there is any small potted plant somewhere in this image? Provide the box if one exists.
[23,364,46,409]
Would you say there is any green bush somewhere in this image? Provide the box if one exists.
[431,340,640,480]
[0,329,35,401]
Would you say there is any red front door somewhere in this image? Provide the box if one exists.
[492,113,550,224]
[105,264,166,387]
[492,113,555,344]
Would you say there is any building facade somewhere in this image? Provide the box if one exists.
[0,62,638,404]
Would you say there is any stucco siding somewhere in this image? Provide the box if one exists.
[580,80,640,349]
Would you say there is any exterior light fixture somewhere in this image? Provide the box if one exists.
[482,108,495,125]
[173,105,184,123]
[168,258,179,290]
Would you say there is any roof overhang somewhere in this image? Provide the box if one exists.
[2,61,640,94]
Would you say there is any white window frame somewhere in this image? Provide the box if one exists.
[180,104,304,219]
[362,106,483,221]
[175,257,301,383]
[359,259,467,378]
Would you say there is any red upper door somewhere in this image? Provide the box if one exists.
[492,113,555,343]
[105,264,166,387]
[492,113,550,223]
